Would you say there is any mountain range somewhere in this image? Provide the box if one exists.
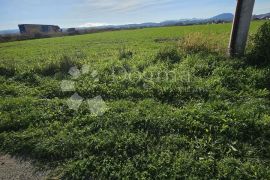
[79,13,235,31]
[1,12,269,35]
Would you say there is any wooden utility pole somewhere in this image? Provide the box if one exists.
[228,0,255,57]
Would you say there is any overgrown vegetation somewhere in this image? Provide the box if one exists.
[0,66,16,77]
[37,55,80,76]
[118,46,133,60]
[178,32,226,54]
[155,46,181,63]
[0,21,269,179]
[248,21,270,65]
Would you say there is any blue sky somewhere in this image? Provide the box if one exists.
[0,0,270,30]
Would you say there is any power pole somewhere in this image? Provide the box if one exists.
[228,0,255,57]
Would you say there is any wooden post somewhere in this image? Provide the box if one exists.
[228,0,255,57]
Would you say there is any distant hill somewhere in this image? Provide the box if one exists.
[209,13,234,21]
[87,13,235,31]
[253,13,270,20]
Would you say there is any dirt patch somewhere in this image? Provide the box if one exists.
[0,154,49,180]
[154,37,181,43]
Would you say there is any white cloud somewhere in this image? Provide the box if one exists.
[78,0,175,13]
[78,22,110,27]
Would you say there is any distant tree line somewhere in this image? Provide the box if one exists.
[0,18,268,43]
[0,27,124,43]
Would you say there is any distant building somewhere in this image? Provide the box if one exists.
[66,28,79,35]
[67,28,76,33]
[262,16,270,20]
[18,24,61,35]
[253,15,270,20]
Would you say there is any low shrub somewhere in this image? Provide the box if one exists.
[41,62,59,76]
[59,55,78,73]
[156,46,181,64]
[38,55,79,76]
[119,47,133,60]
[248,22,270,65]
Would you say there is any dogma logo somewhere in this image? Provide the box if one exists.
[60,65,108,116]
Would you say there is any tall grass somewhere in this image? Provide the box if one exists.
[178,32,227,54]
[38,55,79,76]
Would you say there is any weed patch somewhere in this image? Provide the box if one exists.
[119,47,133,60]
[0,66,16,77]
[156,46,181,64]
[38,55,79,76]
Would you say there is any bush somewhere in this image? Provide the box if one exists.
[38,55,78,76]
[156,46,181,64]
[59,55,78,73]
[0,66,16,77]
[40,63,59,76]
[248,22,270,65]
[119,47,133,60]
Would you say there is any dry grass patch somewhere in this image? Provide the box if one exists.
[178,32,227,55]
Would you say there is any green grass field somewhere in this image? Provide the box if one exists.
[0,21,270,179]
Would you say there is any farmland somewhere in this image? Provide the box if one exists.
[0,21,270,179]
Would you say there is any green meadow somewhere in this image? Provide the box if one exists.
[0,21,270,179]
